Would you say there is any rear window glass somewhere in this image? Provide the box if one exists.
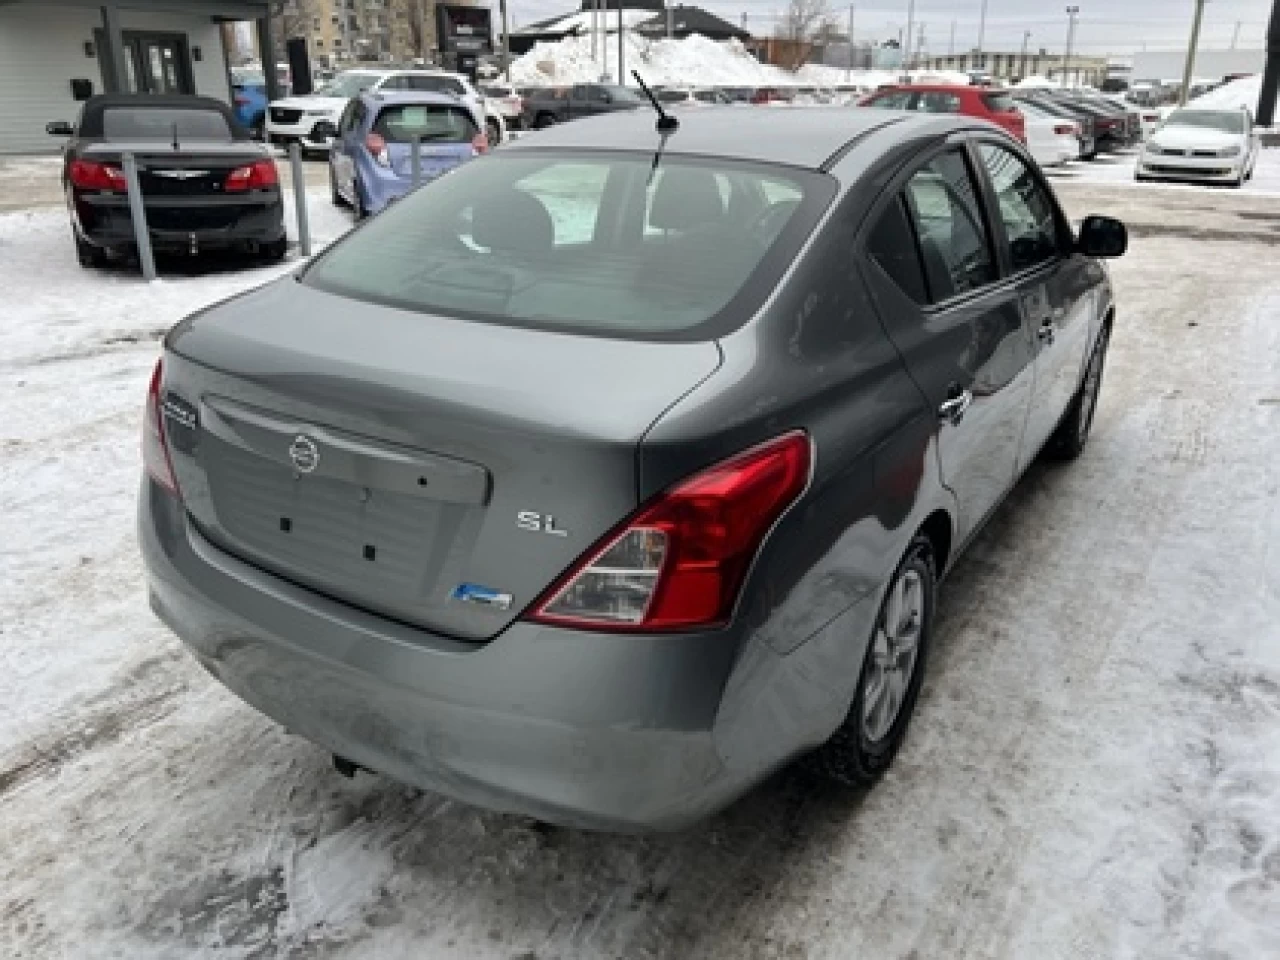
[304,152,833,340]
[982,93,1016,113]
[406,75,466,96]
[102,107,231,141]
[372,104,476,142]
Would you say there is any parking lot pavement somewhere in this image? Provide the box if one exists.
[2,176,1280,959]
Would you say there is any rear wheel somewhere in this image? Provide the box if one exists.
[534,112,556,129]
[259,236,288,263]
[486,118,502,146]
[809,536,936,786]
[329,162,347,208]
[73,230,107,269]
[1044,326,1110,460]
[352,178,368,220]
[249,114,265,141]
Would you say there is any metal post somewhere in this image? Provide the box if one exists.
[666,0,673,39]
[289,143,311,257]
[1063,6,1080,88]
[257,12,280,101]
[618,2,625,84]
[121,153,156,282]
[949,20,955,56]
[411,135,422,188]
[1179,0,1207,106]
[846,5,855,81]
[1020,30,1030,78]
[592,0,598,62]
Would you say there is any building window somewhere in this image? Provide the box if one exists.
[316,39,325,47]
[312,15,320,30]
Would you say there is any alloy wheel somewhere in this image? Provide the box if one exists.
[861,568,925,743]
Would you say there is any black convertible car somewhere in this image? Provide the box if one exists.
[47,94,286,268]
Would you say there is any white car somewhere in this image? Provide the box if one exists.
[1136,107,1260,187]
[480,83,524,130]
[1023,113,1080,167]
[267,69,505,155]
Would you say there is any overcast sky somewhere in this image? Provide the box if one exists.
[508,0,1275,56]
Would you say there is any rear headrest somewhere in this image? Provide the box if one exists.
[471,189,555,256]
[649,167,725,231]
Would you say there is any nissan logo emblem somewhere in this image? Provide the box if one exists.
[288,434,320,473]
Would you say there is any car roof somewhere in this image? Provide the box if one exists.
[500,107,971,171]
[361,90,468,107]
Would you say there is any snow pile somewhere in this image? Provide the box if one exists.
[1191,74,1263,115]
[510,31,971,89]
[510,32,791,86]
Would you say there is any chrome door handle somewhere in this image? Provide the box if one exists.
[938,390,973,425]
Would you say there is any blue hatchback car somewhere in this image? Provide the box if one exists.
[329,91,486,218]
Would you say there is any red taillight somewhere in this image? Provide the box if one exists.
[471,131,489,155]
[365,132,389,166]
[224,159,278,192]
[528,432,811,632]
[143,359,180,496]
[1054,123,1076,136]
[69,159,126,192]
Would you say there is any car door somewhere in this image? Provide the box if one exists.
[860,143,1036,542]
[570,84,592,118]
[973,139,1097,469]
[334,99,366,198]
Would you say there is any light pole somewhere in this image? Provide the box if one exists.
[903,0,915,77]
[846,5,856,81]
[1179,0,1207,105]
[1019,29,1030,79]
[949,20,955,56]
[977,0,989,69]
[1063,6,1080,88]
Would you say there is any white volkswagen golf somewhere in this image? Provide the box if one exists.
[1136,107,1261,188]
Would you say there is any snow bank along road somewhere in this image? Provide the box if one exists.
[2,173,1280,959]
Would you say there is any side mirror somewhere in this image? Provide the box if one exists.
[46,121,74,136]
[1077,215,1127,258]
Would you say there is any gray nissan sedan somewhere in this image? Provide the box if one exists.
[140,108,1125,831]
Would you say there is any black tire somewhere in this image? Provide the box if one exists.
[486,118,502,146]
[329,162,347,208]
[73,230,107,269]
[259,236,288,263]
[534,112,556,130]
[1044,326,1110,461]
[809,536,936,786]
[249,114,265,141]
[1082,149,1098,161]
[352,178,368,220]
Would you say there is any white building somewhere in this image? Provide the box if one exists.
[1131,48,1265,84]
[0,0,275,155]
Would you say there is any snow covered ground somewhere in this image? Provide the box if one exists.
[2,165,1280,959]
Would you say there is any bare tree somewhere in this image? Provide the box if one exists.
[777,0,834,43]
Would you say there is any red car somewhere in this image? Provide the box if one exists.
[860,84,1026,143]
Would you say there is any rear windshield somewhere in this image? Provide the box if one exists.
[408,75,466,96]
[102,107,231,141]
[982,92,1016,113]
[1166,110,1244,134]
[373,103,476,142]
[304,152,833,340]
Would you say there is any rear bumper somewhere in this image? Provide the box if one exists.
[139,481,871,831]
[74,192,284,251]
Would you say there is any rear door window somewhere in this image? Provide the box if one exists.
[978,144,1064,272]
[868,91,914,110]
[982,92,1017,113]
[303,153,834,339]
[901,151,996,303]
[866,196,929,304]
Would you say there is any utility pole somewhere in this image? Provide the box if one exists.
[949,20,955,56]
[1230,20,1241,50]
[1063,6,1080,88]
[500,0,511,80]
[1020,29,1031,79]
[618,1,624,85]
[903,0,915,76]
[592,0,598,62]
[977,0,989,67]
[666,0,673,39]
[1179,0,1206,105]
[917,22,926,69]
[846,5,856,80]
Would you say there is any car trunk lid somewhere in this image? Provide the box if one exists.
[81,141,269,197]
[386,141,474,179]
[162,279,721,641]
